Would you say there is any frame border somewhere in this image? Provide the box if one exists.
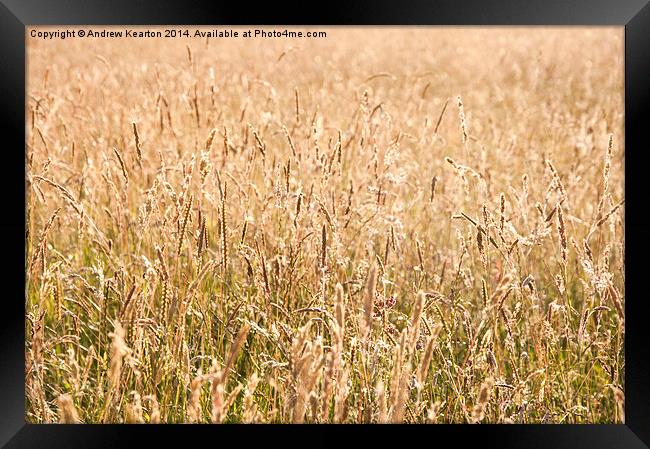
[2,1,648,447]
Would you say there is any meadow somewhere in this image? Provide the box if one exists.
[25,27,625,423]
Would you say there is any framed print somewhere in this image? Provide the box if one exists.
[1,0,648,447]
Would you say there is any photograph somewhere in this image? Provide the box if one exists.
[25,26,625,424]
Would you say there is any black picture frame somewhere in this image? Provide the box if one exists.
[2,0,648,447]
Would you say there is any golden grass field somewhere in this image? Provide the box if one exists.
[25,27,625,423]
